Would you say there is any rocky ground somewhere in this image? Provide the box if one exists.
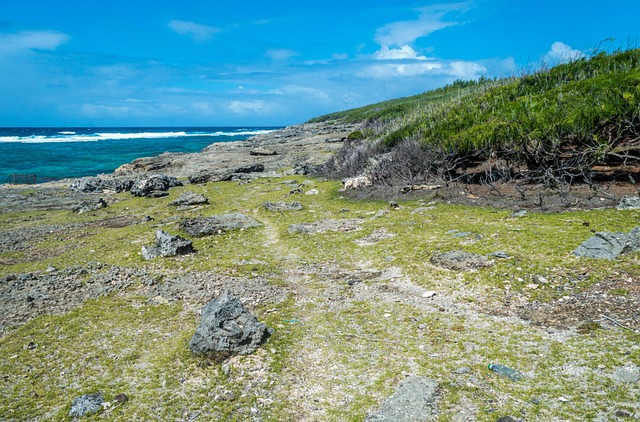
[1,121,639,421]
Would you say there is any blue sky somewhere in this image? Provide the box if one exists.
[1,0,638,127]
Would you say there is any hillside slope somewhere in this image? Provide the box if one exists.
[312,49,640,187]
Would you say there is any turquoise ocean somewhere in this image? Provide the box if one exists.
[0,127,279,184]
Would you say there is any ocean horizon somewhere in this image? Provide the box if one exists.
[0,126,280,184]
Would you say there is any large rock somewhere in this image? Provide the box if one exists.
[142,229,194,260]
[366,376,439,421]
[573,227,640,259]
[430,250,493,271]
[170,192,209,206]
[189,291,272,356]
[69,393,104,418]
[188,164,265,184]
[181,214,261,237]
[130,174,183,198]
[72,198,108,214]
[263,201,303,211]
[70,176,135,193]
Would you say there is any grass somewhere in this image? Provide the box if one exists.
[312,49,640,184]
[1,177,639,420]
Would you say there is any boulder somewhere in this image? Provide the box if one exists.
[181,214,262,237]
[72,198,108,214]
[340,176,372,191]
[188,164,265,184]
[189,291,272,356]
[617,195,640,210]
[170,192,208,206]
[142,229,194,260]
[366,376,439,421]
[130,174,183,197]
[69,393,104,418]
[613,364,640,384]
[70,176,135,193]
[263,201,303,211]
[573,227,640,259]
[430,250,493,271]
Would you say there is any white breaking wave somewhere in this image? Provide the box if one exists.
[0,129,274,144]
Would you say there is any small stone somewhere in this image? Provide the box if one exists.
[530,397,541,405]
[525,283,539,290]
[532,275,549,285]
[305,189,319,195]
[509,209,527,217]
[615,409,633,417]
[453,367,471,374]
[558,396,569,402]
[613,365,640,384]
[26,341,37,350]
[389,201,400,209]
[496,417,518,422]
[221,364,231,375]
[422,291,437,298]
[113,393,129,404]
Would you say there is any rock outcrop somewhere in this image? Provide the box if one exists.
[263,201,303,211]
[69,393,105,418]
[70,176,135,193]
[573,226,640,259]
[181,214,262,237]
[189,291,272,356]
[430,250,493,271]
[170,192,208,206]
[142,230,194,260]
[130,174,183,198]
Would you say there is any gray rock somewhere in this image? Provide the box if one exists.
[366,376,439,421]
[263,201,303,211]
[488,251,510,259]
[430,250,493,271]
[188,164,265,184]
[250,147,278,156]
[170,192,208,206]
[142,229,194,260]
[617,195,640,210]
[70,176,135,193]
[613,365,640,384]
[181,214,262,237]
[69,393,104,417]
[130,174,183,197]
[573,227,640,259]
[72,198,108,214]
[288,219,363,234]
[189,291,272,356]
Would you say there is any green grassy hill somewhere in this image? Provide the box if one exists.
[312,49,640,186]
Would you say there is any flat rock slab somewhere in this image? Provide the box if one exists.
[573,226,640,259]
[366,376,439,421]
[181,214,262,237]
[189,291,272,356]
[69,393,104,418]
[288,219,363,234]
[430,250,493,271]
[263,201,303,211]
[70,176,135,193]
[170,191,208,206]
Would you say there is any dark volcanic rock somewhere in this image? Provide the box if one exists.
[573,227,640,259]
[430,250,493,271]
[189,291,272,356]
[69,393,104,418]
[181,214,261,237]
[366,376,439,421]
[142,229,194,260]
[263,201,303,211]
[70,176,135,193]
[72,198,108,214]
[170,192,208,206]
[130,174,183,197]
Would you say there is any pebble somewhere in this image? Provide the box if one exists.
[422,291,437,298]
[453,367,471,374]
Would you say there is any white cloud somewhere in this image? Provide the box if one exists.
[0,30,69,56]
[448,60,486,78]
[359,58,485,80]
[228,100,272,115]
[266,48,299,61]
[542,42,585,64]
[375,2,470,47]
[373,45,427,61]
[168,20,220,42]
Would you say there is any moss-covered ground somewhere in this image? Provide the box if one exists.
[1,177,639,421]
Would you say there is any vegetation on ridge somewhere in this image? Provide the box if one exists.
[312,49,640,187]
